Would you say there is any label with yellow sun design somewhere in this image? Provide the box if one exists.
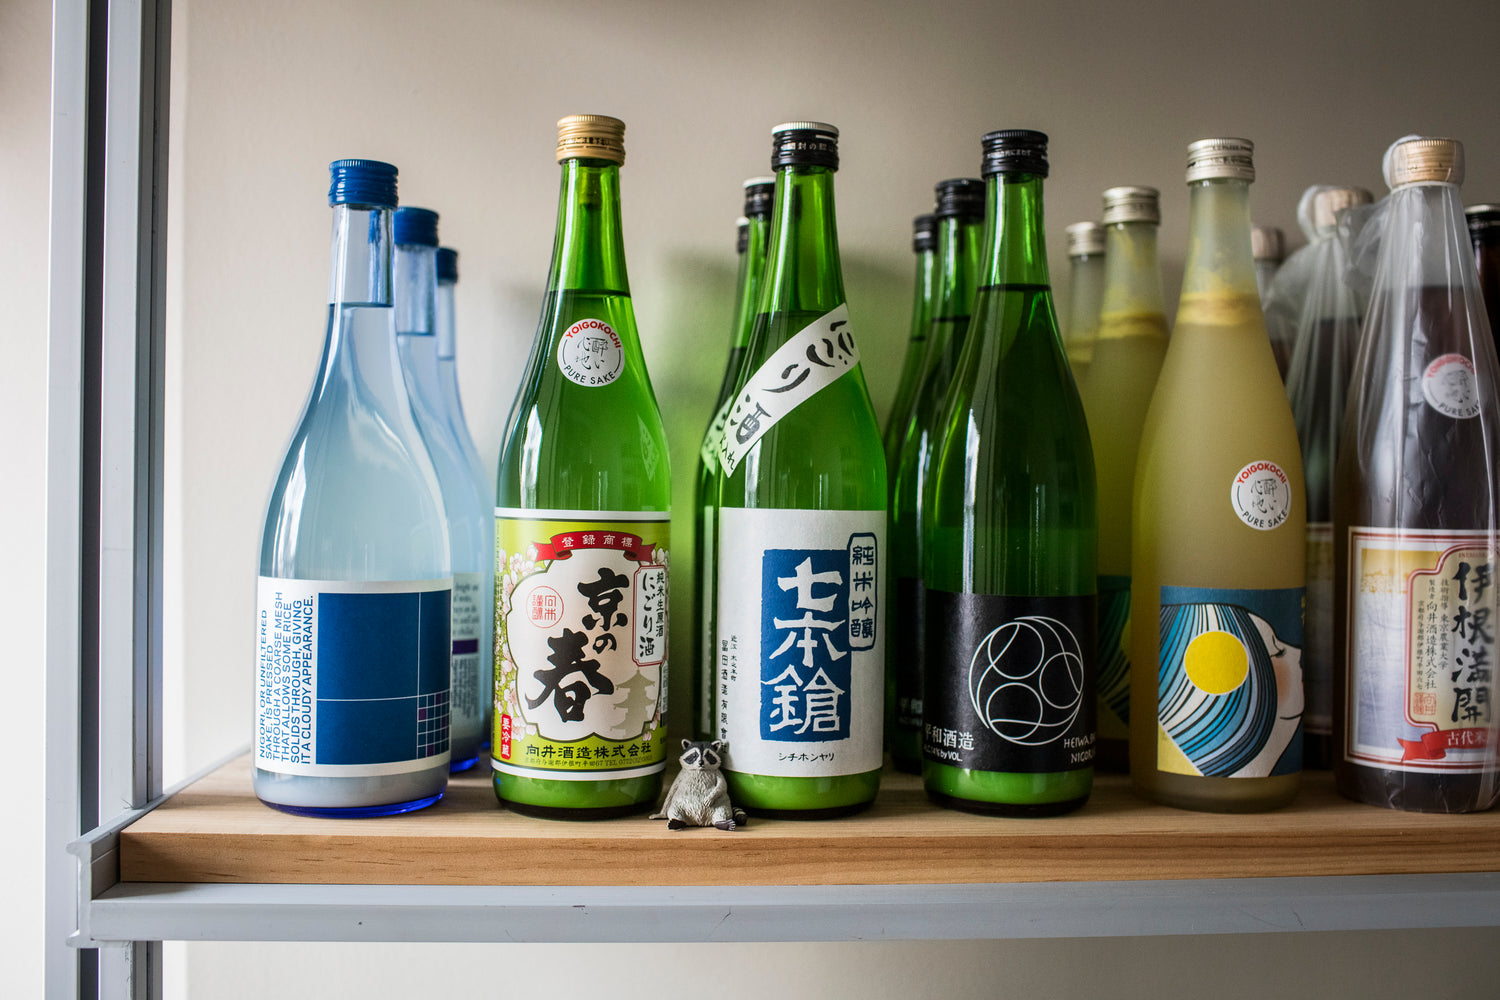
[1157,585,1304,778]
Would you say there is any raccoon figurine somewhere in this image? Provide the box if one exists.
[649,739,747,831]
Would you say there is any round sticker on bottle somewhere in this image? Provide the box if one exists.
[1230,460,1291,531]
[1421,353,1479,419]
[556,318,624,387]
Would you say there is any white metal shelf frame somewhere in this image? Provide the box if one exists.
[42,0,1500,996]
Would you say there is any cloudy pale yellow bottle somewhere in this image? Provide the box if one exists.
[1063,222,1105,380]
[1077,186,1169,772]
[1130,139,1306,812]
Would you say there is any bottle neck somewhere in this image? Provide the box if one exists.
[328,205,392,307]
[1066,253,1105,339]
[758,165,845,317]
[979,173,1050,288]
[1100,221,1165,317]
[909,246,936,338]
[548,158,630,295]
[1180,178,1258,301]
[933,215,983,320]
[731,213,772,350]
[435,277,457,360]
[1381,182,1479,291]
[394,243,437,336]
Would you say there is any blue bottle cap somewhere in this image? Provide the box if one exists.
[436,247,459,282]
[328,158,398,208]
[394,207,440,247]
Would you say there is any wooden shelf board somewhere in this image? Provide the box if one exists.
[118,756,1500,887]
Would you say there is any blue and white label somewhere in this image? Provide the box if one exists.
[716,508,883,777]
[255,576,453,777]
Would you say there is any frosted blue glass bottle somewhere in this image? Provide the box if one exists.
[254,160,453,817]
[434,246,495,750]
[394,209,493,773]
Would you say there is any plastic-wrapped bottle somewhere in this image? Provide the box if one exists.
[1254,224,1291,379]
[884,213,938,472]
[255,160,452,816]
[1334,136,1500,813]
[1271,185,1373,768]
[887,178,985,774]
[923,130,1096,816]
[1130,139,1306,813]
[1077,185,1169,773]
[1062,221,1105,380]
[1466,204,1500,352]
[494,116,670,817]
[695,179,775,739]
[714,122,885,817]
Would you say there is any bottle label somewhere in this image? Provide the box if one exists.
[715,507,883,778]
[1421,353,1480,419]
[696,501,717,738]
[1346,528,1496,774]
[717,304,859,476]
[1097,575,1131,738]
[700,397,733,470]
[450,571,485,742]
[255,577,453,777]
[923,591,1097,773]
[493,508,669,779]
[555,318,625,387]
[1304,523,1335,736]
[893,576,925,730]
[1229,460,1293,531]
[1157,584,1304,778]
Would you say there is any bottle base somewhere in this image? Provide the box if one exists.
[1334,762,1498,814]
[743,799,874,820]
[449,755,480,774]
[492,771,662,819]
[925,788,1089,817]
[500,797,655,821]
[259,791,444,819]
[1132,774,1299,813]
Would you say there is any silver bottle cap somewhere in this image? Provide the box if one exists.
[1101,186,1160,225]
[1383,135,1464,188]
[1251,224,1284,262]
[1065,221,1105,257]
[1186,137,1255,183]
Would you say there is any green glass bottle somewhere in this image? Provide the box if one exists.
[493,115,670,818]
[714,122,885,818]
[884,213,938,472]
[888,178,985,774]
[694,177,776,739]
[1062,221,1106,381]
[1076,186,1169,773]
[922,129,1097,816]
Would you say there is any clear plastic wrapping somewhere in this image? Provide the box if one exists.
[1333,137,1500,812]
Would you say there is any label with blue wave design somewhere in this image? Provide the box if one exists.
[1157,585,1304,778]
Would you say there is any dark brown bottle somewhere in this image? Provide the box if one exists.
[1466,204,1500,358]
[1333,137,1500,813]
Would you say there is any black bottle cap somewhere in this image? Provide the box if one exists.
[1467,204,1500,239]
[981,129,1049,179]
[771,121,839,171]
[735,217,750,254]
[912,213,936,253]
[743,176,776,219]
[935,178,985,219]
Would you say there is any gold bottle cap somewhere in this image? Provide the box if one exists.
[1186,137,1255,183]
[556,114,625,165]
[1065,221,1105,257]
[1307,185,1373,232]
[1101,186,1160,225]
[1383,135,1464,188]
[1251,224,1284,262]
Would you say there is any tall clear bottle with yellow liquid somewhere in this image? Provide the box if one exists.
[1130,139,1306,812]
[1062,222,1105,380]
[1077,186,1169,773]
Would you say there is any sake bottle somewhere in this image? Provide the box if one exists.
[393,208,489,773]
[433,245,495,748]
[1077,185,1169,773]
[1130,139,1306,813]
[1466,204,1500,349]
[1281,185,1371,768]
[694,178,775,739]
[255,159,452,816]
[923,130,1097,816]
[1062,221,1105,380]
[888,178,984,774]
[1254,223,1292,379]
[1334,136,1500,813]
[715,122,885,817]
[884,212,939,471]
[493,116,670,818]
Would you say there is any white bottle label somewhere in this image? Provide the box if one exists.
[449,571,485,741]
[255,577,453,777]
[717,304,859,476]
[715,507,884,778]
[1229,460,1292,531]
[556,318,625,387]
[699,395,733,470]
[1421,353,1480,419]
